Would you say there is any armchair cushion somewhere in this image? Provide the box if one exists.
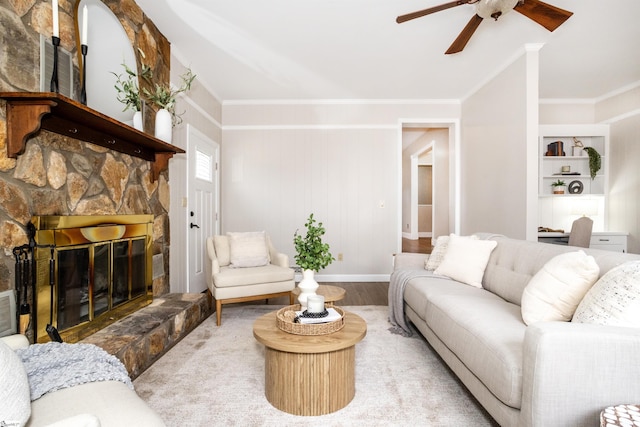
[228,231,270,268]
[213,264,294,288]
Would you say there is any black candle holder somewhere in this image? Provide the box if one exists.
[50,36,60,93]
[80,44,88,105]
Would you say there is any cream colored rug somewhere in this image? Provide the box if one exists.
[134,305,496,426]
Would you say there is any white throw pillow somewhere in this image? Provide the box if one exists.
[521,251,600,325]
[573,261,640,327]
[425,236,449,270]
[434,234,497,288]
[227,231,270,268]
[425,235,479,270]
[0,339,31,427]
[212,235,230,267]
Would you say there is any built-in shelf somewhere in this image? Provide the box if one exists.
[0,92,185,182]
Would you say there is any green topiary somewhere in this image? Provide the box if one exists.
[583,147,601,180]
[293,213,334,272]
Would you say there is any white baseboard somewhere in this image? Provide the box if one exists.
[418,232,433,238]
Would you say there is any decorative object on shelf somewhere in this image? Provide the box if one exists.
[50,0,60,93]
[572,137,585,156]
[293,213,335,308]
[111,63,150,131]
[545,141,565,156]
[143,68,195,127]
[583,146,602,180]
[561,165,570,173]
[568,180,584,194]
[154,108,172,142]
[551,179,566,194]
[79,5,88,105]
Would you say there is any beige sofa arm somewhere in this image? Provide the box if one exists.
[521,321,640,427]
[393,253,429,271]
[0,334,30,350]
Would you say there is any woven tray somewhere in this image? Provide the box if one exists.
[276,304,345,335]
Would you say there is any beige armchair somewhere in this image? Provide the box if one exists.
[205,232,295,325]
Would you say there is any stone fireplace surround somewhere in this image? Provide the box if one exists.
[0,1,212,375]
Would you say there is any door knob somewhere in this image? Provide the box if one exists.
[190,223,200,229]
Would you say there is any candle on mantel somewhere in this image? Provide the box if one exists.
[306,295,325,313]
[52,0,59,38]
[81,5,88,45]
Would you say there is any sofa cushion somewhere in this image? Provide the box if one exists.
[434,234,497,288]
[0,339,31,427]
[424,285,526,409]
[227,231,270,268]
[213,264,294,288]
[573,260,640,326]
[521,251,600,325]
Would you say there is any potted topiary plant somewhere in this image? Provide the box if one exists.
[552,179,566,194]
[293,213,335,307]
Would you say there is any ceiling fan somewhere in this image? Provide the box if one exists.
[396,0,573,54]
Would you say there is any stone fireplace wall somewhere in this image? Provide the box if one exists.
[0,1,173,300]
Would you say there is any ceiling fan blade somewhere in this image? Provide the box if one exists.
[396,1,469,24]
[445,14,483,54]
[514,0,573,32]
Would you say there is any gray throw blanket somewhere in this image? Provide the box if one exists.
[17,342,133,400]
[388,268,441,336]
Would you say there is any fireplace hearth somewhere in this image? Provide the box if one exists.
[32,215,154,343]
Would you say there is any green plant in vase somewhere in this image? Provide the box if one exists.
[111,63,143,113]
[293,213,335,307]
[143,68,195,126]
[552,179,566,194]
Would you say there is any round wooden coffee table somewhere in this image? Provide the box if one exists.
[291,284,346,306]
[253,310,366,416]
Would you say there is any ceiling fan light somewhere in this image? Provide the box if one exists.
[476,0,519,19]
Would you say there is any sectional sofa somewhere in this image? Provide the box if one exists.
[391,234,640,427]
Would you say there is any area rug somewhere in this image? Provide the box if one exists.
[133,305,496,426]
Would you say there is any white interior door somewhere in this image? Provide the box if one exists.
[187,125,219,293]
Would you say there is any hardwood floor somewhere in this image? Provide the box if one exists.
[266,282,389,306]
[402,237,433,254]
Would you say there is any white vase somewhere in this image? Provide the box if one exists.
[154,108,172,143]
[133,111,143,131]
[297,269,319,309]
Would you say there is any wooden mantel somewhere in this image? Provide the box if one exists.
[0,92,185,182]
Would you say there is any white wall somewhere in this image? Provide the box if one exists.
[459,47,539,239]
[168,56,223,293]
[221,101,460,280]
[598,85,640,254]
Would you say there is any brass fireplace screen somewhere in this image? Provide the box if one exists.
[32,215,153,343]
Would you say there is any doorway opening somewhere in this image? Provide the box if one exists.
[399,120,459,254]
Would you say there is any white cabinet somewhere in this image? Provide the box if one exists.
[538,125,610,233]
[590,233,628,253]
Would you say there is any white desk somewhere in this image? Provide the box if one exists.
[538,232,628,253]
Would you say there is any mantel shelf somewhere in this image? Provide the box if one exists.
[0,92,185,182]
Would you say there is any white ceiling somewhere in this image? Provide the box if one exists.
[134,0,640,102]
